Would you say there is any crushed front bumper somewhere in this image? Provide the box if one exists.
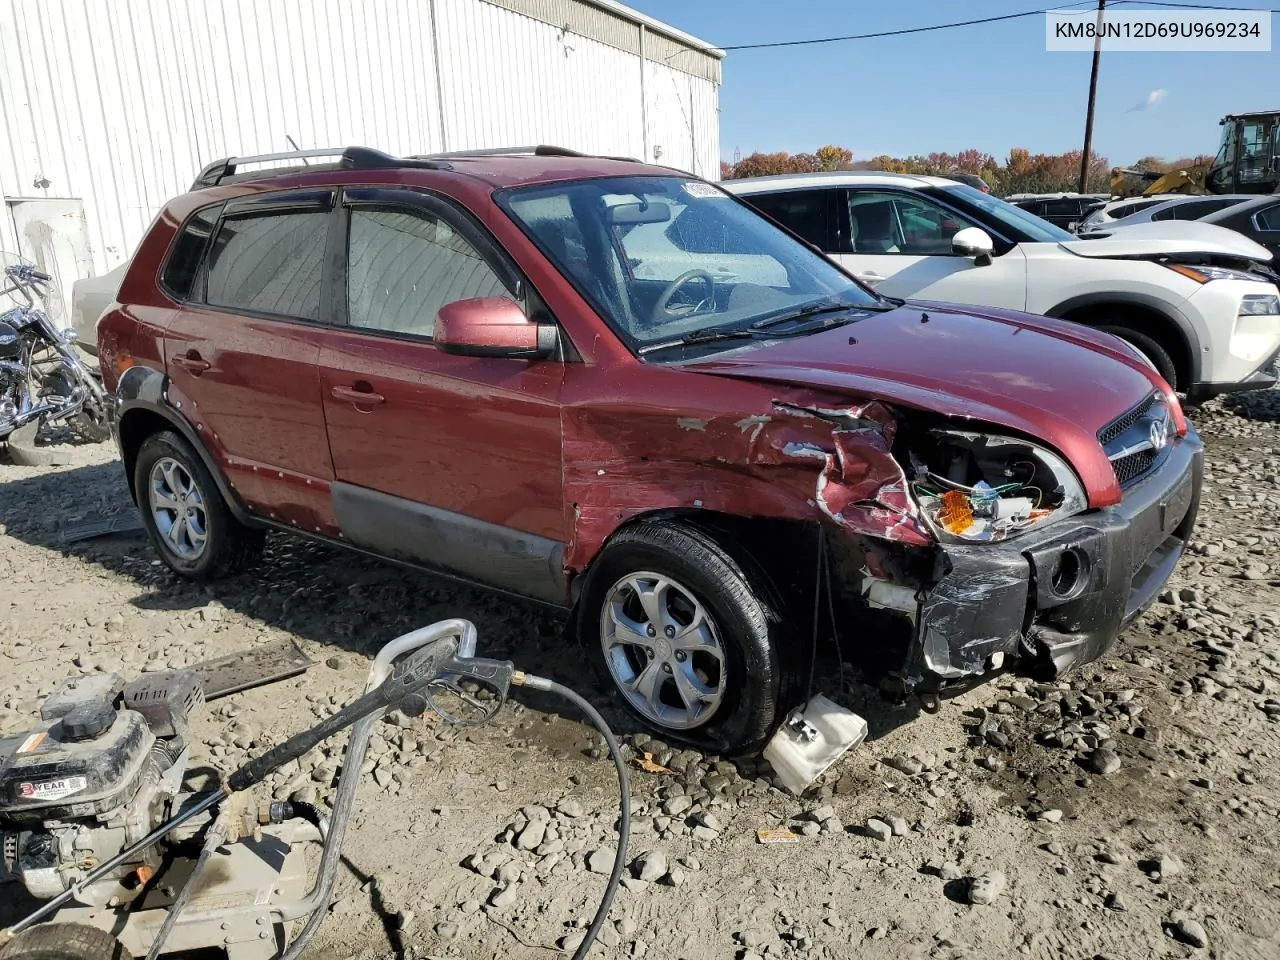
[903,425,1203,688]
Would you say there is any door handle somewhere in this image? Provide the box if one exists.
[331,384,386,406]
[173,352,211,375]
[853,272,884,284]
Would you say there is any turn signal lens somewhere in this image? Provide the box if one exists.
[938,490,973,535]
[1166,263,1211,284]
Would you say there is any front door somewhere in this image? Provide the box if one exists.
[163,192,336,532]
[833,188,1029,311]
[317,188,567,603]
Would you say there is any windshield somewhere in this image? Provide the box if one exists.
[937,184,1074,243]
[499,176,882,354]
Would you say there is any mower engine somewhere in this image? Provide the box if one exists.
[0,670,203,904]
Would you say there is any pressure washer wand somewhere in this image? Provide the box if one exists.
[5,633,506,940]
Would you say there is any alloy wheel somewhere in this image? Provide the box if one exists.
[148,457,208,560]
[599,571,726,730]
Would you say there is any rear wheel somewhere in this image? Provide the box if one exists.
[0,924,128,960]
[134,429,264,579]
[577,521,790,755]
[1098,324,1179,391]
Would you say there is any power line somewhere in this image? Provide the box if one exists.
[716,0,1277,52]
[1115,1,1278,10]
[719,7,1067,51]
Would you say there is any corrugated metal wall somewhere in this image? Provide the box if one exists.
[0,0,719,287]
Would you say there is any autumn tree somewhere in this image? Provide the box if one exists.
[815,145,854,171]
[725,145,1114,194]
[1132,156,1169,172]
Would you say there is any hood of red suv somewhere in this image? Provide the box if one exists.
[681,301,1166,505]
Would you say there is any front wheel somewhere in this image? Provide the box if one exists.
[133,430,265,579]
[1098,324,1179,392]
[577,521,789,755]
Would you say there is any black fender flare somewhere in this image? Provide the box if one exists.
[1043,291,1202,385]
[113,364,254,524]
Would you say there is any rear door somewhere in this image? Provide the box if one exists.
[163,191,336,532]
[317,187,567,603]
[832,187,1028,309]
[741,188,839,254]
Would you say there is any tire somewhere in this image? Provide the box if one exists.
[71,403,111,443]
[1098,324,1178,391]
[576,520,790,755]
[133,429,265,579]
[0,923,128,960]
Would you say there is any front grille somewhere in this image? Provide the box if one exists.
[1098,391,1168,488]
[1111,449,1158,485]
[1098,392,1159,447]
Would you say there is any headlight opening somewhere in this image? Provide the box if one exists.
[905,431,1087,544]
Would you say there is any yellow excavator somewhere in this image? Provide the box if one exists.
[1109,164,1207,199]
[1110,110,1279,199]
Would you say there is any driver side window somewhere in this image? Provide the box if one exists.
[845,191,976,256]
[347,207,510,339]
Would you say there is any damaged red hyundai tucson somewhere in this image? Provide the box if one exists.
[98,147,1203,755]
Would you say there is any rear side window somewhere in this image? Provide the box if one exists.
[204,212,328,320]
[1253,204,1280,230]
[1154,199,1237,221]
[1044,199,1081,216]
[161,206,220,300]
[744,190,831,250]
[347,207,509,338]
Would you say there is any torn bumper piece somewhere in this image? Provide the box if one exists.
[904,426,1203,687]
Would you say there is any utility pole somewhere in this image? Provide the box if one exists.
[1077,0,1106,193]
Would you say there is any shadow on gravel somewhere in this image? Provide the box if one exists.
[0,462,925,759]
[1221,386,1280,422]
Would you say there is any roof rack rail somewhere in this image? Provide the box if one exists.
[411,144,641,163]
[191,146,453,190]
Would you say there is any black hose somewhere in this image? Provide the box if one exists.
[523,675,630,960]
[287,800,330,840]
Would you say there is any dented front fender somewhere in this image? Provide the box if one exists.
[561,383,931,574]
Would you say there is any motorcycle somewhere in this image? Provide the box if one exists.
[0,253,110,446]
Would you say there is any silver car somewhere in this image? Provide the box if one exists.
[69,262,127,357]
[1086,194,1256,231]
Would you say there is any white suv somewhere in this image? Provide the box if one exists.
[724,173,1280,399]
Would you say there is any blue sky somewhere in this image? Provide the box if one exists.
[628,0,1280,166]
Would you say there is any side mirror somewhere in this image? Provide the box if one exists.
[435,297,557,359]
[952,226,995,265]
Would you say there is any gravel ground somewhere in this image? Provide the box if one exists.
[2,392,1279,960]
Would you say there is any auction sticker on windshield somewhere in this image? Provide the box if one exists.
[684,182,727,199]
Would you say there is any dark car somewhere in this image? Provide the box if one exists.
[944,173,990,193]
[1013,194,1107,231]
[1200,195,1280,260]
[97,146,1202,753]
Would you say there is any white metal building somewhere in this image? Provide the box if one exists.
[0,0,722,311]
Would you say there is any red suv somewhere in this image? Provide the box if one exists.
[98,146,1202,753]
